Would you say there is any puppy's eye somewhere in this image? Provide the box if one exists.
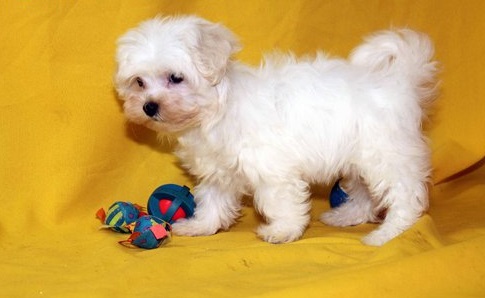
[135,77,145,88]
[169,74,184,84]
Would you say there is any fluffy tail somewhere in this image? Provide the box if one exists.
[350,29,438,105]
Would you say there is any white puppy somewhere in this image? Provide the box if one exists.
[115,15,437,246]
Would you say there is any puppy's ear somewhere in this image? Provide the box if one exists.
[193,21,240,85]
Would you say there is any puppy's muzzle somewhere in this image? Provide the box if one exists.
[143,101,159,118]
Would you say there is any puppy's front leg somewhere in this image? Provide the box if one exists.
[172,182,241,237]
[254,180,311,244]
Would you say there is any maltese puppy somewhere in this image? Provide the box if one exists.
[115,15,437,246]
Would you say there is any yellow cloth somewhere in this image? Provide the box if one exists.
[1,1,485,296]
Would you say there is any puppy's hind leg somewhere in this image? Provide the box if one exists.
[255,179,311,244]
[361,178,429,246]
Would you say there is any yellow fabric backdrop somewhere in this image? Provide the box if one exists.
[1,1,485,297]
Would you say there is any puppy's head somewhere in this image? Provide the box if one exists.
[114,15,240,133]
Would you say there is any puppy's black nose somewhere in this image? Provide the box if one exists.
[143,102,159,117]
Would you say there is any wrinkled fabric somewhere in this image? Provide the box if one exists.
[1,1,484,297]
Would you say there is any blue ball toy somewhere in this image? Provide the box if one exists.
[147,184,196,224]
[329,180,349,208]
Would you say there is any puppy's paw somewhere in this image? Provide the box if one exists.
[171,218,219,237]
[320,208,367,227]
[320,200,381,227]
[257,223,303,244]
[361,229,395,246]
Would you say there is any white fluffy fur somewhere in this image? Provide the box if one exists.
[115,15,438,246]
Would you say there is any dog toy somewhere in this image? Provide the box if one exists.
[119,215,172,249]
[96,201,146,233]
[147,184,196,224]
[96,184,195,249]
[329,180,349,208]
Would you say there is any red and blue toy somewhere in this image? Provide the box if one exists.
[147,184,196,224]
[119,215,172,249]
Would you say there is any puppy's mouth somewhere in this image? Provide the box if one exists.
[136,99,201,133]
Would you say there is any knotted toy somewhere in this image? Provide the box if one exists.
[329,180,349,208]
[147,184,196,224]
[96,201,146,233]
[119,215,172,249]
